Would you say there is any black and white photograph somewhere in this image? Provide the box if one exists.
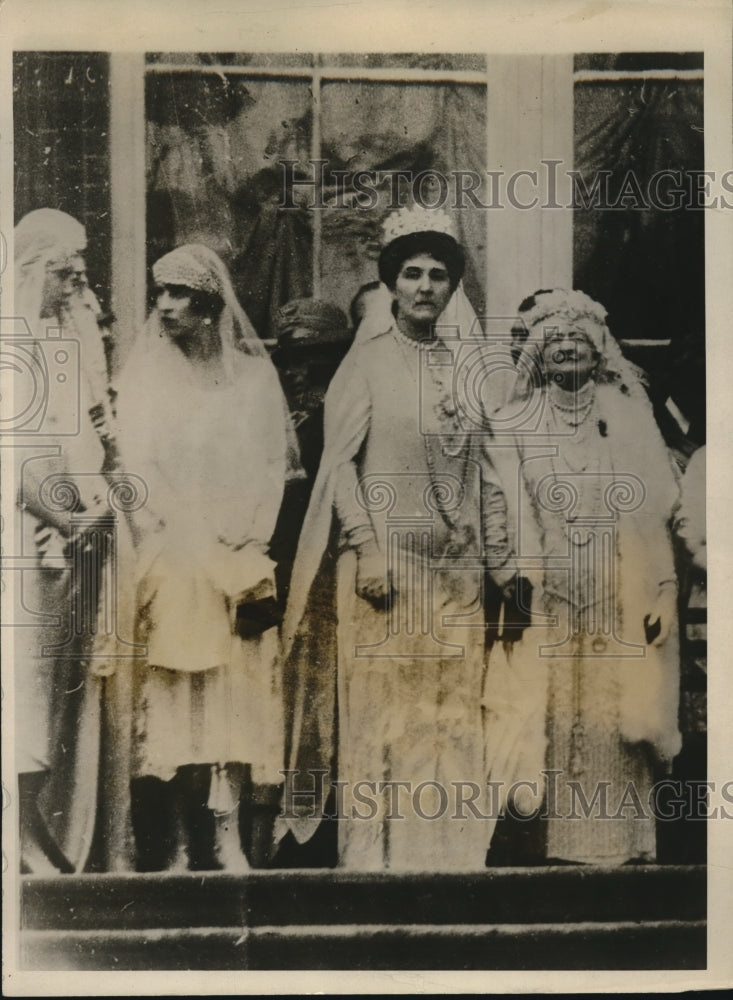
[1,0,731,993]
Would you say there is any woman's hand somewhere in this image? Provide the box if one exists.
[489,564,518,596]
[355,539,391,610]
[644,583,677,646]
[34,523,67,568]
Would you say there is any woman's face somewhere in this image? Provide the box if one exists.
[393,253,452,328]
[542,320,599,389]
[40,252,85,318]
[157,284,200,338]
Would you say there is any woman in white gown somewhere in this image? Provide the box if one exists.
[282,208,494,871]
[115,243,296,870]
[13,209,114,873]
[482,289,681,865]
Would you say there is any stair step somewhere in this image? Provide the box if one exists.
[21,919,707,971]
[21,865,706,931]
[247,919,707,971]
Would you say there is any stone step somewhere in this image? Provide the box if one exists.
[21,919,707,971]
[22,865,706,932]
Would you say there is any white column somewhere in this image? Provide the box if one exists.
[485,54,574,320]
[109,53,146,372]
[538,54,574,293]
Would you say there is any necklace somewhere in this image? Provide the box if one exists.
[550,405,593,430]
[549,379,594,407]
[391,325,470,542]
[423,432,472,535]
[391,323,433,351]
[548,449,604,534]
[546,384,604,542]
[548,381,596,428]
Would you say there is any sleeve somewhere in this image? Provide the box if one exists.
[323,360,376,550]
[479,435,514,585]
[482,476,511,571]
[215,359,288,549]
[334,460,376,549]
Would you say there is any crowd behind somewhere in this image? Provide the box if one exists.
[13,205,706,875]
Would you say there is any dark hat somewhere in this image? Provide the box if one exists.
[274,297,350,348]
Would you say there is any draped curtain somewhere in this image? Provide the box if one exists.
[320,81,487,318]
[146,70,314,337]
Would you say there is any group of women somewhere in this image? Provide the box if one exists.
[14,204,695,874]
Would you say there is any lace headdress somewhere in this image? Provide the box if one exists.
[510,288,648,401]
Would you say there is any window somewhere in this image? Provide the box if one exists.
[145,53,488,340]
[572,52,705,433]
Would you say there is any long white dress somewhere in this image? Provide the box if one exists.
[13,210,114,870]
[115,331,289,789]
[483,381,681,864]
[284,323,491,870]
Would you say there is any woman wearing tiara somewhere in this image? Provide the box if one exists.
[282,207,495,870]
[482,289,681,865]
[115,244,298,871]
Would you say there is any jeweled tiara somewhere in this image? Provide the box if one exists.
[381,205,457,246]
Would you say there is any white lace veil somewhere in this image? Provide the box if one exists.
[14,208,86,327]
[122,243,302,481]
[148,243,270,363]
[508,288,649,404]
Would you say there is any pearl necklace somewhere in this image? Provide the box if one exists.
[544,382,605,540]
[391,323,434,351]
[391,324,469,540]
[548,381,596,427]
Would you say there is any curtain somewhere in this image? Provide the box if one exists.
[320,81,487,319]
[145,60,488,337]
[573,76,705,425]
[146,71,313,337]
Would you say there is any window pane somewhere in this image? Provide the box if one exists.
[14,52,111,309]
[322,53,487,71]
[320,80,487,319]
[573,77,704,342]
[574,52,703,72]
[146,52,314,67]
[146,70,313,338]
[573,72,705,438]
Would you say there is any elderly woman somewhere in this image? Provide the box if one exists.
[115,244,296,871]
[13,209,114,873]
[483,289,681,865]
[282,207,491,871]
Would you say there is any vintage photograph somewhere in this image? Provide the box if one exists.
[1,0,731,993]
